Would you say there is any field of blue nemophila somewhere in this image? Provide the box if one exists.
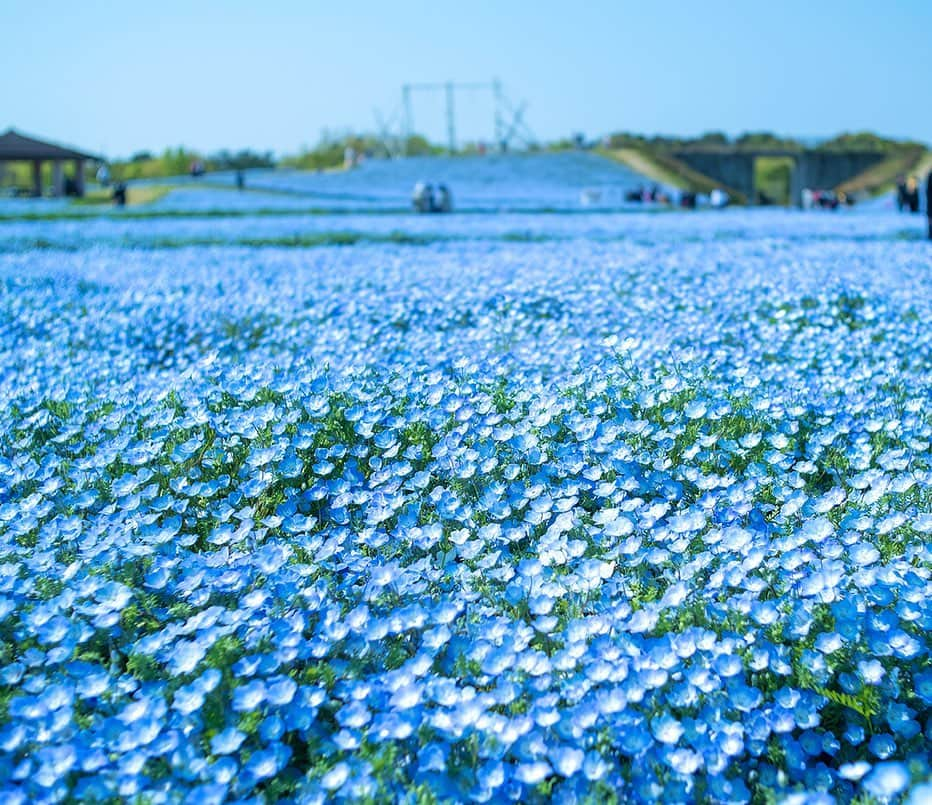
[0,180,930,804]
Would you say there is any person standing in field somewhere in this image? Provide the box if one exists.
[905,176,920,213]
[434,184,453,213]
[926,172,932,240]
[412,182,433,213]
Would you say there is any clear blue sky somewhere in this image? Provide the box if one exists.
[2,0,930,158]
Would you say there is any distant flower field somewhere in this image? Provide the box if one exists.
[0,202,929,803]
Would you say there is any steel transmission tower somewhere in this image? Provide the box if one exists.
[493,78,503,148]
[397,79,533,155]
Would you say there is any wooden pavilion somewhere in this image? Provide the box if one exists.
[0,129,99,197]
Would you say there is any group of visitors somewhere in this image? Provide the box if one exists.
[623,185,729,210]
[895,173,932,240]
[801,188,852,210]
[412,182,453,213]
[625,185,669,204]
[896,175,921,213]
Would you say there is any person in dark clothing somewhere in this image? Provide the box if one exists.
[236,170,245,191]
[906,176,920,213]
[112,182,127,207]
[926,172,932,240]
[896,175,907,212]
[433,184,453,213]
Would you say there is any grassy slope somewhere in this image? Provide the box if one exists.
[833,147,929,197]
[598,147,748,204]
[598,147,687,188]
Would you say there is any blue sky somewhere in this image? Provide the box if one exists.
[2,0,930,158]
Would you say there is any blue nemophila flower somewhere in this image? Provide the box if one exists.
[869,734,898,760]
[321,762,350,791]
[858,659,886,684]
[863,762,911,799]
[210,728,247,755]
[514,760,551,785]
[549,746,584,777]
[184,784,227,805]
[232,680,266,713]
[243,743,291,781]
[265,676,297,706]
[170,640,208,675]
[1,219,930,802]
[907,784,932,805]
[651,714,683,745]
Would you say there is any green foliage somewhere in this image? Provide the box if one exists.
[817,131,926,153]
[205,635,245,678]
[578,780,621,805]
[817,685,880,728]
[293,661,337,689]
[734,132,802,151]
[119,602,161,639]
[765,737,786,767]
[281,132,442,171]
[755,157,794,206]
[482,376,516,414]
[106,146,273,182]
[34,576,64,600]
[606,129,921,154]
[112,147,197,181]
[209,149,275,170]
[126,652,162,682]
[603,130,803,153]
[400,419,439,459]
[238,709,264,735]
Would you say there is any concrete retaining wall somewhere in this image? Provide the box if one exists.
[672,150,886,206]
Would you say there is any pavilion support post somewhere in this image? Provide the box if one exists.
[74,159,85,197]
[52,160,64,197]
[32,160,42,197]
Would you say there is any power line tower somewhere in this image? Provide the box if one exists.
[396,79,534,155]
[445,82,456,153]
[493,78,503,148]
[402,84,414,145]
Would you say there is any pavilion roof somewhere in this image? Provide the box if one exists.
[0,129,99,161]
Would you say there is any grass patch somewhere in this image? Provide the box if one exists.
[70,184,175,207]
